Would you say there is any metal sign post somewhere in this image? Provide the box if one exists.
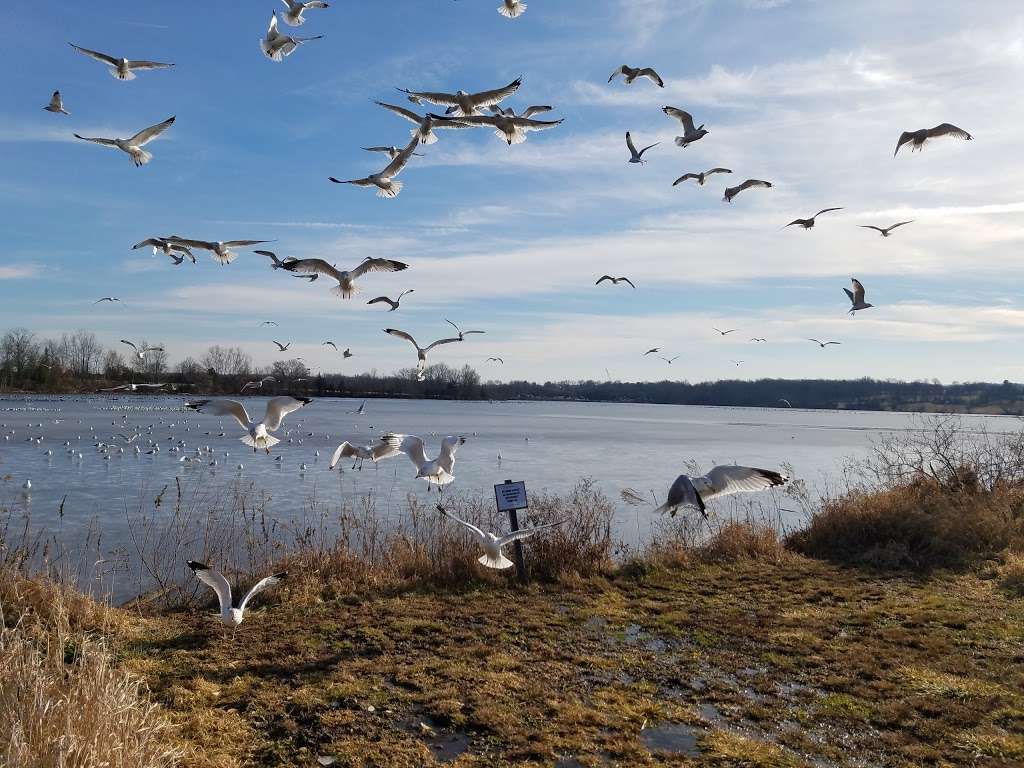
[494,480,528,583]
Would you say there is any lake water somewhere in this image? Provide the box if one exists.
[1,394,1018,568]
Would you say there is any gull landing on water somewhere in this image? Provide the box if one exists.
[785,208,843,230]
[844,278,873,315]
[626,131,658,164]
[43,90,69,115]
[280,0,329,26]
[281,257,408,298]
[859,221,913,237]
[68,43,174,81]
[385,434,465,489]
[367,289,414,311]
[439,505,565,569]
[655,466,788,519]
[186,396,312,453]
[73,116,175,167]
[187,561,286,628]
[662,107,707,148]
[397,77,522,117]
[609,65,664,87]
[329,135,421,198]
[383,329,462,381]
[261,12,323,61]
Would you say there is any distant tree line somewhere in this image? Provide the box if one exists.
[2,326,1023,414]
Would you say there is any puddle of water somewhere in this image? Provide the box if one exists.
[403,717,470,763]
[640,722,704,757]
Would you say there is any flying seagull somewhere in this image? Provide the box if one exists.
[254,249,295,270]
[486,357,505,364]
[439,505,564,569]
[785,208,843,230]
[723,179,772,203]
[362,145,424,160]
[240,376,276,392]
[367,289,414,311]
[374,101,474,145]
[433,112,563,145]
[497,0,527,18]
[322,341,338,351]
[396,77,522,117]
[654,466,788,518]
[713,328,736,336]
[94,297,121,304]
[808,338,841,348]
[133,238,195,261]
[272,341,291,352]
[643,348,661,355]
[73,116,175,167]
[383,328,462,381]
[750,338,766,343]
[673,167,731,186]
[608,65,664,87]
[859,221,913,237]
[662,107,707,148]
[280,257,408,298]
[384,434,466,489]
[185,396,312,453]
[261,11,323,61]
[120,340,163,360]
[489,104,553,118]
[778,398,792,408]
[280,0,330,26]
[730,360,745,367]
[596,275,636,288]
[894,123,972,157]
[659,355,680,364]
[186,561,286,628]
[343,348,353,358]
[445,319,485,340]
[261,321,279,327]
[329,135,420,198]
[162,236,272,265]
[43,90,69,115]
[844,278,873,315]
[626,131,658,164]
[68,43,174,81]
[330,438,402,470]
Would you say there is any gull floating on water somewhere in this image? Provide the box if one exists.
[374,101,474,145]
[859,221,913,237]
[397,77,522,116]
[662,107,707,148]
[844,278,873,315]
[187,561,287,628]
[384,329,462,381]
[367,289,414,311]
[673,167,730,186]
[433,112,563,145]
[329,437,401,470]
[654,466,788,518]
[43,90,69,115]
[186,396,312,453]
[74,116,175,167]
[894,123,971,157]
[723,179,772,203]
[626,131,658,164]
[120,340,163,360]
[282,257,408,297]
[68,43,174,81]
[439,505,564,569]
[385,434,465,488]
[609,65,664,87]
[596,275,635,288]
[329,135,421,198]
[161,236,272,265]
[785,208,843,230]
[280,0,330,26]
[261,11,323,61]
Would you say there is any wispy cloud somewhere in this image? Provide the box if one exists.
[0,265,37,280]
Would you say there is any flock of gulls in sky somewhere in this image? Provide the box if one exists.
[33,2,977,622]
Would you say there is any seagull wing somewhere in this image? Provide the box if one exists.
[813,207,843,218]
[497,519,565,547]
[858,225,884,233]
[437,435,464,473]
[73,134,119,146]
[281,258,342,281]
[625,131,638,156]
[468,77,522,108]
[508,116,563,132]
[125,59,174,71]
[638,142,659,156]
[189,399,252,429]
[894,131,915,157]
[384,328,421,352]
[263,396,311,431]
[621,278,636,288]
[223,239,272,248]
[378,136,421,177]
[330,441,358,469]
[439,506,486,539]
[637,68,664,86]
[350,258,409,279]
[521,105,553,118]
[673,173,699,186]
[662,106,694,131]
[119,339,138,352]
[374,100,423,124]
[698,465,787,502]
[705,167,732,176]
[851,278,866,304]
[238,571,287,613]
[423,336,463,352]
[68,43,119,66]
[740,179,772,191]
[394,433,428,468]
[397,88,460,107]
[608,65,627,82]
[596,275,613,285]
[128,116,175,146]
[928,123,972,141]
[187,561,232,614]
[888,220,914,231]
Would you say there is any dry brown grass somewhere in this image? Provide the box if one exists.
[996,551,1024,597]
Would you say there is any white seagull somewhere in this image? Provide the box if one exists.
[186,561,287,628]
[609,65,664,87]
[439,506,564,569]
[132,238,196,262]
[280,0,330,26]
[626,131,658,164]
[374,101,475,145]
[894,123,972,157]
[654,466,788,518]
[272,341,291,352]
[662,107,707,147]
[240,376,276,392]
[383,329,462,381]
[858,221,913,237]
[161,236,272,265]
[784,208,843,230]
[120,340,164,360]
[281,257,408,298]
[367,289,414,311]
[261,11,323,61]
[434,112,563,145]
[808,338,841,348]
[73,116,175,167]
[329,438,402,470]
[362,145,424,160]
[43,90,69,115]
[723,179,772,203]
[396,77,522,117]
[673,168,731,186]
[489,104,552,118]
[94,296,121,304]
[844,278,873,314]
[384,434,465,488]
[497,0,527,19]
[445,319,485,340]
[254,249,294,269]
[329,135,421,198]
[68,43,174,81]
[185,396,312,453]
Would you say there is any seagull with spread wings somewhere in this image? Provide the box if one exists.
[329,437,402,470]
[43,90,69,115]
[186,561,287,628]
[609,65,664,87]
[68,42,174,80]
[240,376,276,392]
[120,340,163,359]
[643,347,661,355]
[894,123,972,156]
[362,145,424,160]
[713,327,736,336]
[859,221,913,237]
[497,0,527,18]
[281,257,408,298]
[844,278,873,315]
[133,238,196,262]
[445,319,485,340]
[162,236,272,265]
[486,357,504,364]
[280,0,330,26]
[673,167,731,186]
[272,341,291,352]
[73,116,175,167]
[489,104,553,118]
[433,111,563,145]
[261,11,323,61]
[785,208,843,230]
[808,339,841,348]
[662,107,708,147]
[596,275,636,288]
[654,466,788,518]
[439,505,564,569]
[367,289,414,311]
[329,135,420,198]
[384,434,466,489]
[626,131,658,164]
[659,355,680,364]
[396,77,522,116]
[384,328,462,381]
[185,396,312,453]
[723,179,772,203]
[254,249,295,270]
[94,297,121,304]
[374,101,474,145]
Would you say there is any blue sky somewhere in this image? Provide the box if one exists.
[3,0,1024,383]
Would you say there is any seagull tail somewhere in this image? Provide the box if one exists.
[673,136,688,147]
[129,148,153,167]
[376,180,402,198]
[111,67,136,81]
[497,2,526,17]
[331,283,357,299]
[240,434,281,450]
[415,128,438,145]
[478,553,515,569]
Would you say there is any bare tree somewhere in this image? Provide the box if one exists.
[67,330,102,379]
[1,328,39,378]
